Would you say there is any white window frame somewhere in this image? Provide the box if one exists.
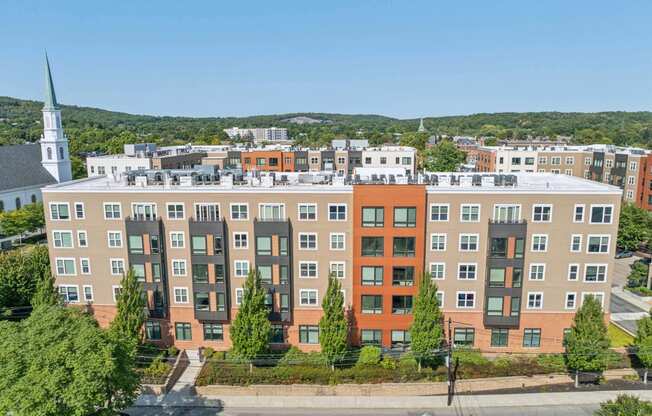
[458,233,479,252]
[630,161,638,171]
[532,204,553,223]
[109,258,125,276]
[55,257,77,276]
[82,285,94,302]
[527,292,544,310]
[173,287,189,304]
[299,261,318,279]
[131,202,158,221]
[565,292,577,310]
[233,232,249,249]
[573,204,585,223]
[258,203,286,221]
[328,203,347,221]
[586,234,611,254]
[460,204,481,223]
[329,233,345,251]
[581,292,605,308]
[49,202,71,221]
[79,257,91,275]
[456,291,476,309]
[299,289,319,306]
[77,230,88,248]
[298,233,318,250]
[531,234,548,252]
[59,284,80,303]
[234,260,250,278]
[52,230,74,249]
[171,259,187,277]
[583,264,608,283]
[112,285,122,302]
[297,203,318,221]
[107,231,123,248]
[493,204,522,222]
[103,202,122,220]
[570,234,582,253]
[235,288,244,305]
[528,263,546,281]
[436,291,444,308]
[565,156,574,165]
[429,203,450,222]
[627,176,636,186]
[429,262,445,280]
[230,202,249,220]
[74,202,85,219]
[626,190,634,200]
[169,232,185,249]
[457,263,478,280]
[568,264,580,281]
[430,233,447,251]
[166,202,185,220]
[194,202,221,221]
[329,261,346,279]
[589,204,614,224]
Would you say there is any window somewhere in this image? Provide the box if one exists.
[587,235,610,253]
[584,157,591,166]
[299,233,317,250]
[529,264,545,280]
[393,237,415,257]
[74,202,85,219]
[80,258,91,274]
[172,260,187,276]
[391,330,411,348]
[514,238,525,258]
[230,203,248,220]
[107,231,122,248]
[430,263,445,280]
[523,329,541,348]
[493,205,520,222]
[192,264,209,283]
[167,203,184,219]
[565,292,577,309]
[329,233,345,250]
[235,288,244,305]
[459,234,479,251]
[454,328,474,347]
[103,203,121,219]
[581,292,605,308]
[361,237,384,256]
[590,205,613,224]
[194,292,210,310]
[565,156,574,165]
[111,285,122,302]
[299,262,318,278]
[256,236,272,256]
[328,204,347,221]
[152,263,162,282]
[298,203,317,220]
[145,321,161,340]
[53,231,74,248]
[511,157,521,165]
[203,323,223,341]
[330,262,345,279]
[626,190,634,200]
[191,235,207,255]
[393,207,416,227]
[430,234,447,251]
[551,156,561,165]
[299,325,319,344]
[132,203,157,221]
[630,161,638,171]
[233,232,248,249]
[300,289,319,306]
[110,259,125,275]
[538,156,547,164]
[489,268,505,287]
[628,176,636,186]
[270,324,284,343]
[532,205,552,222]
[361,266,383,286]
[460,204,480,222]
[430,204,449,221]
[513,268,523,288]
[392,296,413,314]
[531,235,548,252]
[234,260,249,278]
[195,203,220,221]
[50,202,70,220]
[527,292,543,309]
[568,264,580,281]
[362,207,384,227]
[361,295,383,314]
[361,329,382,346]
[584,264,607,282]
[525,157,535,165]
[392,266,414,286]
[511,297,521,316]
[170,232,185,248]
[127,235,143,254]
[175,323,192,341]
[279,237,289,256]
[58,285,79,303]
[436,291,444,307]
[490,329,509,347]
[490,238,507,257]
[487,297,504,316]
[457,292,475,308]
[457,264,477,280]
[570,235,582,252]
[174,287,189,303]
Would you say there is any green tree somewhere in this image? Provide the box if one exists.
[70,155,87,179]
[319,275,348,370]
[618,203,652,251]
[565,295,611,385]
[110,268,147,342]
[409,273,444,371]
[31,273,59,308]
[230,269,271,364]
[635,310,652,383]
[627,261,650,289]
[399,132,429,151]
[422,140,466,171]
[595,394,652,416]
[0,306,140,415]
[0,202,44,238]
[0,245,50,309]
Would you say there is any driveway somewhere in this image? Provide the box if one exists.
[611,255,640,288]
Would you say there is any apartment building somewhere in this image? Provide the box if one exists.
[43,169,620,353]
[476,145,651,210]
[223,127,290,144]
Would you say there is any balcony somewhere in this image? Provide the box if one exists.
[483,314,520,328]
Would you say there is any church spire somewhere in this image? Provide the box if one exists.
[418,117,426,133]
[44,52,58,110]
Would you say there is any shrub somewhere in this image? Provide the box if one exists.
[536,354,566,372]
[356,346,381,366]
[142,358,172,384]
[452,349,489,366]
[167,346,179,357]
[212,350,227,361]
[595,394,652,416]
[380,356,398,370]
[278,347,328,367]
[398,352,418,370]
[203,347,215,359]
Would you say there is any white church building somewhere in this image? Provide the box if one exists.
[0,55,72,213]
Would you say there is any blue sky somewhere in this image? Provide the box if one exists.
[2,0,652,118]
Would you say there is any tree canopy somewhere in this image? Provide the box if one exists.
[635,310,652,369]
[618,203,652,251]
[422,140,467,171]
[0,245,51,309]
[319,275,348,367]
[409,273,444,370]
[564,295,611,373]
[229,269,271,360]
[0,202,45,237]
[110,267,147,342]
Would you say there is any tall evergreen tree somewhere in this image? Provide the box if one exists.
[565,295,610,385]
[110,268,146,342]
[230,269,271,362]
[31,273,59,308]
[409,273,444,371]
[319,275,348,370]
[635,309,652,383]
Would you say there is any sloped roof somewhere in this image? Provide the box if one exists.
[0,144,57,191]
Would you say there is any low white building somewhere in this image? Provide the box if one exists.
[361,146,417,175]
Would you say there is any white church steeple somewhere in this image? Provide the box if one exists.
[40,53,72,183]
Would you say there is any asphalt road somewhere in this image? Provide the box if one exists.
[610,292,645,334]
[126,405,601,416]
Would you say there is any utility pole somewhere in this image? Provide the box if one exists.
[447,317,453,406]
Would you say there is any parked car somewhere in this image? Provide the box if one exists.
[615,251,634,259]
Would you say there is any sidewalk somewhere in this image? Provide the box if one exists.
[612,286,652,311]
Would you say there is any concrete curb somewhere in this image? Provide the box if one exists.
[612,287,652,311]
